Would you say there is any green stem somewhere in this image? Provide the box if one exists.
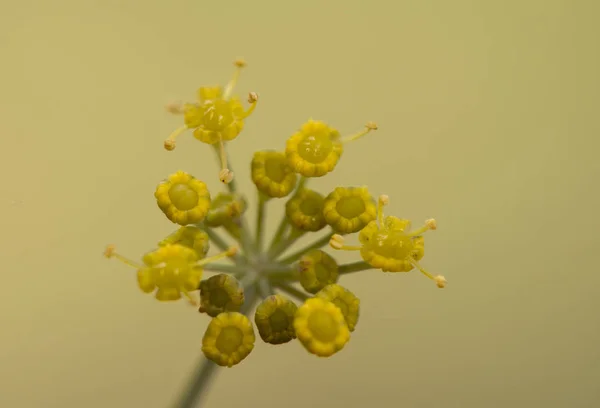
[238,215,257,259]
[267,267,299,282]
[266,176,306,252]
[276,282,309,302]
[211,144,237,194]
[255,276,274,299]
[338,261,373,274]
[268,213,290,252]
[173,283,257,408]
[202,264,245,274]
[277,231,334,264]
[255,193,267,252]
[204,228,245,264]
[268,228,305,259]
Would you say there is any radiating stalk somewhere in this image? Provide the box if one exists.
[276,282,309,302]
[277,231,334,264]
[255,193,267,252]
[268,228,305,259]
[202,264,245,274]
[338,261,373,274]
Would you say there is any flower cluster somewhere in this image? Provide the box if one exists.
[104,59,447,373]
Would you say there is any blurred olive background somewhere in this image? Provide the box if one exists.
[1,0,599,407]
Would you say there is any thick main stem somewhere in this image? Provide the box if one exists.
[277,231,334,264]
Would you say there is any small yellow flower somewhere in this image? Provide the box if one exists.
[138,244,203,302]
[315,284,360,332]
[331,195,445,287]
[294,297,350,357]
[254,294,298,344]
[202,312,256,367]
[251,151,298,198]
[285,120,377,178]
[205,192,247,227]
[285,188,326,232]
[105,244,237,304]
[285,120,343,177]
[323,186,377,234]
[159,226,210,259]
[155,171,211,226]
[163,60,259,184]
[199,274,245,317]
[298,250,339,294]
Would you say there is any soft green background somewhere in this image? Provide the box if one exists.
[1,0,598,407]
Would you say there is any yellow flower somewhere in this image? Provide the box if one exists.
[163,59,259,184]
[315,284,360,332]
[202,312,256,367]
[294,297,350,357]
[159,226,210,259]
[199,274,245,317]
[330,195,446,288]
[251,151,298,198]
[285,188,326,232]
[323,186,377,234]
[285,120,343,177]
[205,192,247,227]
[285,120,377,178]
[105,244,238,303]
[155,171,211,226]
[138,244,203,302]
[358,216,428,272]
[298,250,339,294]
[254,294,298,344]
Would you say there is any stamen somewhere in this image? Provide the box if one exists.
[242,92,259,118]
[409,258,435,281]
[434,275,447,288]
[182,290,200,306]
[341,122,378,143]
[377,194,389,227]
[222,58,247,100]
[164,124,189,151]
[103,245,143,269]
[217,137,234,184]
[407,218,437,237]
[165,101,184,114]
[329,234,361,251]
[197,246,238,267]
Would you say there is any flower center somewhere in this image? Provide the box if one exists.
[168,183,199,211]
[314,263,331,282]
[264,157,287,182]
[210,288,230,308]
[216,326,243,354]
[368,230,415,260]
[336,196,365,219]
[307,310,338,342]
[268,309,290,332]
[202,100,234,131]
[298,133,334,164]
[299,198,322,216]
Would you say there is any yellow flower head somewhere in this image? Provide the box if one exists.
[202,312,256,367]
[155,171,211,226]
[205,192,247,227]
[159,226,210,259]
[138,244,203,302]
[330,195,445,288]
[298,249,339,294]
[323,186,377,234]
[285,188,327,232]
[285,120,377,178]
[251,151,298,198]
[285,120,343,177]
[254,294,298,345]
[163,59,259,184]
[294,297,350,357]
[315,284,360,332]
[199,274,245,317]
